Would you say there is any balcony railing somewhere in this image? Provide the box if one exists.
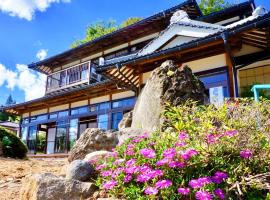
[46,61,97,93]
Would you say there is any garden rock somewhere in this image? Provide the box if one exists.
[20,173,97,200]
[66,160,95,182]
[117,128,147,145]
[83,150,111,163]
[68,128,118,162]
[131,60,206,132]
[118,111,133,130]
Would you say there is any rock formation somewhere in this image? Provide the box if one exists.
[66,160,95,182]
[20,173,97,200]
[131,60,206,132]
[68,128,119,162]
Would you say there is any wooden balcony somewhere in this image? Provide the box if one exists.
[45,61,102,94]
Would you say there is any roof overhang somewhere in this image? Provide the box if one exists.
[28,0,202,75]
[97,13,270,87]
[2,80,130,115]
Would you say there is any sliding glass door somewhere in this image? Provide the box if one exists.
[55,120,68,153]
[28,126,38,154]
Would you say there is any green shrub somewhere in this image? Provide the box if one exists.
[0,126,27,158]
[93,99,270,200]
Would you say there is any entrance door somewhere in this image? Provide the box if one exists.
[47,128,56,154]
[28,126,38,154]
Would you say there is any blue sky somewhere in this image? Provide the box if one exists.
[0,0,269,105]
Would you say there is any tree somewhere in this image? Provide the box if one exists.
[120,17,142,28]
[71,17,143,48]
[0,95,18,122]
[199,0,232,15]
[5,95,16,106]
[71,20,118,48]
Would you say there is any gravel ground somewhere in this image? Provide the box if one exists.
[0,157,67,200]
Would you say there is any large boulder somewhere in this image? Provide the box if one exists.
[117,128,147,145]
[66,160,95,182]
[68,128,118,162]
[131,60,206,132]
[20,173,97,200]
[118,111,133,130]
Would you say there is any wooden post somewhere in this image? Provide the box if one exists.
[225,52,235,97]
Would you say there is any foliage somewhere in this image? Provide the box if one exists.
[0,126,27,158]
[0,94,19,122]
[94,99,270,199]
[120,17,142,28]
[71,17,142,48]
[199,0,232,15]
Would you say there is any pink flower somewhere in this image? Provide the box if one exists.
[211,171,228,184]
[102,180,117,190]
[240,149,253,159]
[189,179,202,189]
[112,167,124,178]
[140,148,156,158]
[156,158,171,166]
[224,130,238,137]
[136,174,151,183]
[155,179,172,189]
[113,159,125,165]
[177,187,190,195]
[168,161,185,168]
[126,159,136,166]
[214,188,225,199]
[123,174,132,183]
[163,148,176,159]
[125,145,135,156]
[144,187,158,195]
[95,163,106,171]
[175,142,187,147]
[125,166,139,174]
[179,132,188,140]
[198,177,212,185]
[195,191,213,200]
[181,149,198,160]
[101,170,112,177]
[206,134,219,144]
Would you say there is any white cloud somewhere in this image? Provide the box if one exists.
[36,49,48,60]
[0,0,71,21]
[0,63,46,101]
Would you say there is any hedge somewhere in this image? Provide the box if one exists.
[0,126,27,158]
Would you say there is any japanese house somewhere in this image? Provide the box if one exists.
[3,0,270,154]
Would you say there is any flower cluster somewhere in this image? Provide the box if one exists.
[94,120,262,200]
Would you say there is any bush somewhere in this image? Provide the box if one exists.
[0,126,27,158]
[94,99,270,200]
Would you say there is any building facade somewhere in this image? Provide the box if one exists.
[3,0,270,154]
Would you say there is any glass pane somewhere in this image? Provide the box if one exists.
[90,105,97,112]
[30,115,47,122]
[98,114,109,129]
[58,111,69,118]
[112,112,123,130]
[22,118,29,124]
[28,126,37,154]
[36,131,46,154]
[55,121,67,153]
[69,119,78,150]
[112,98,136,109]
[49,113,58,119]
[99,102,110,111]
[21,126,28,144]
[199,72,229,97]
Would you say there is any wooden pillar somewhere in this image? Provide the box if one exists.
[225,52,235,97]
